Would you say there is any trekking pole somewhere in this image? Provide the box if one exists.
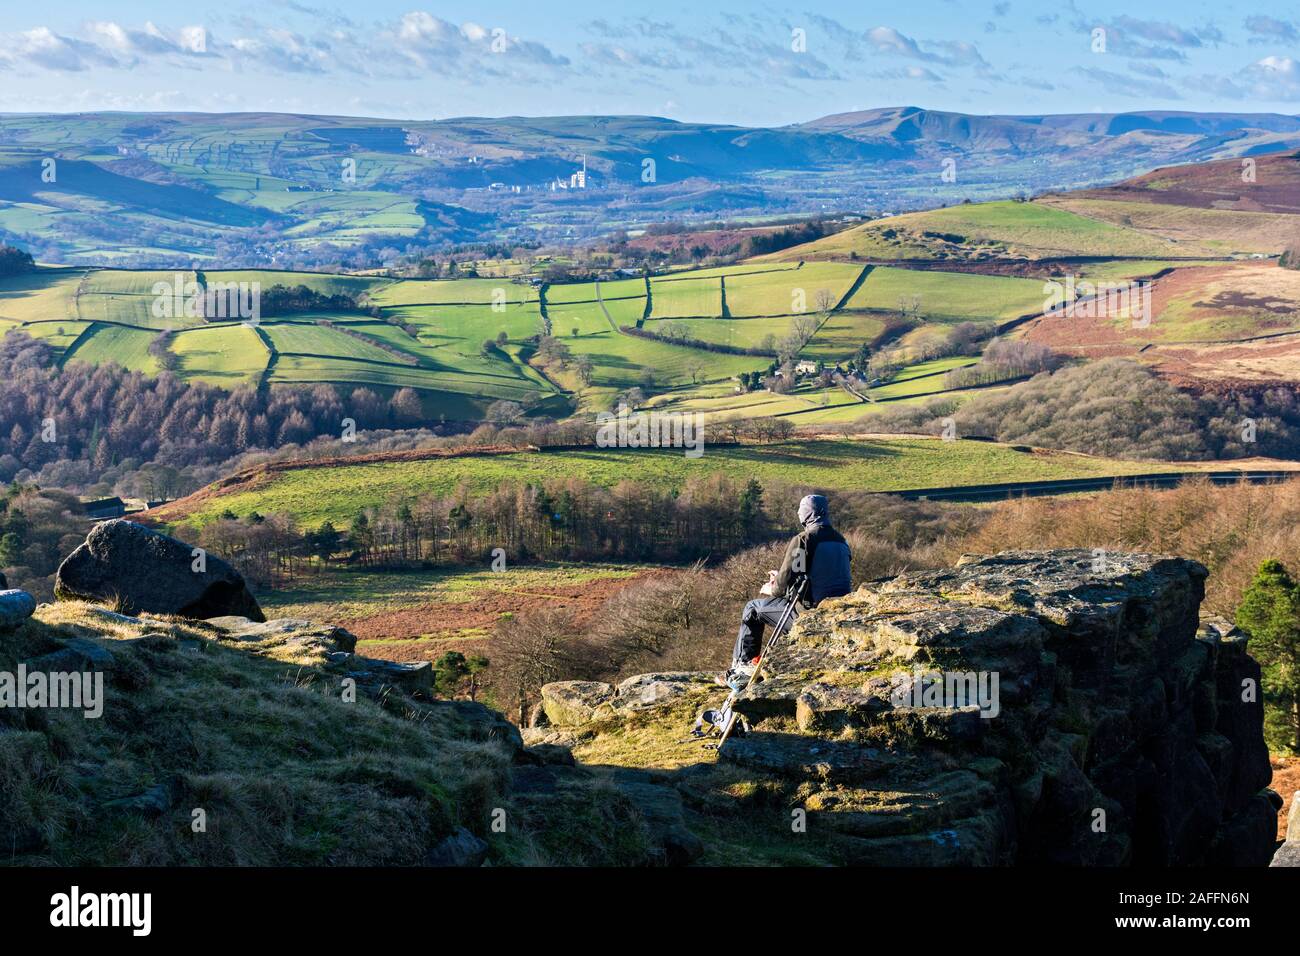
[713,576,805,750]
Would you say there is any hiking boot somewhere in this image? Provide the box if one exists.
[722,662,756,691]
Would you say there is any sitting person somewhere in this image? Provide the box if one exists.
[723,494,852,690]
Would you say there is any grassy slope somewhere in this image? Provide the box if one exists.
[848,267,1052,322]
[0,602,509,864]
[2,600,660,866]
[724,262,863,317]
[648,275,722,319]
[156,437,1163,529]
[1040,196,1295,256]
[171,324,268,385]
[561,329,764,387]
[771,200,1192,261]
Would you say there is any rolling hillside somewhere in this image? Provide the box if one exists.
[769,151,1300,264]
[0,256,1049,421]
[146,436,1167,531]
[4,109,1300,265]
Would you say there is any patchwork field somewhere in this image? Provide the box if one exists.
[0,267,563,418]
[7,163,1296,427]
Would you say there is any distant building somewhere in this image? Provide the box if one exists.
[569,154,588,189]
[82,497,126,520]
[795,360,819,375]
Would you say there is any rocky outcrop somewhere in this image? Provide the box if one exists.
[55,520,264,622]
[1271,794,1300,867]
[547,550,1280,866]
[541,680,615,726]
[0,589,36,630]
[204,616,357,661]
[424,827,489,867]
[542,673,717,726]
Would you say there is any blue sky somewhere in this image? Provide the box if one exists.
[0,1,1296,124]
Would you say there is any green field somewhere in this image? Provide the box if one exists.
[264,323,398,363]
[163,437,1165,529]
[725,262,864,317]
[171,325,268,385]
[564,329,764,387]
[0,270,85,324]
[545,300,620,336]
[544,277,651,305]
[649,276,722,319]
[645,314,794,350]
[384,303,544,348]
[63,324,160,373]
[369,278,537,307]
[779,200,1191,262]
[802,311,889,359]
[599,295,648,327]
[847,267,1054,323]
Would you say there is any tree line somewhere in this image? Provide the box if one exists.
[179,474,775,587]
[0,331,438,489]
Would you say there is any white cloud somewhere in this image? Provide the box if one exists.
[1184,56,1300,102]
[385,13,568,75]
[1241,55,1300,99]
[870,65,945,83]
[2,26,118,71]
[1244,16,1299,44]
[1078,66,1181,100]
[228,29,333,74]
[0,14,568,80]
[864,26,987,68]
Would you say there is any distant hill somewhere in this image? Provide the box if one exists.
[802,106,1300,148]
[1063,150,1300,215]
[3,108,1300,266]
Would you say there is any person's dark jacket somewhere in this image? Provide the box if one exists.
[774,495,852,606]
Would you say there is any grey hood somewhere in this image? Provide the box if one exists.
[797,494,830,529]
